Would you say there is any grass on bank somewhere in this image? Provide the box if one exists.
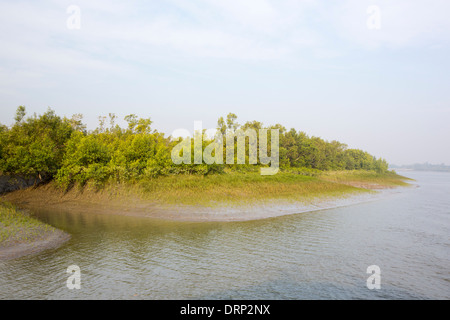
[0,202,55,246]
[320,170,413,187]
[135,172,364,206]
[1,170,411,211]
[87,170,409,207]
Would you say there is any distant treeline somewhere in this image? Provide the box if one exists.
[0,107,389,188]
[390,163,450,172]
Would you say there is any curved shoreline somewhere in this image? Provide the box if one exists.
[0,183,413,223]
[0,229,70,261]
[141,186,409,222]
[0,180,413,260]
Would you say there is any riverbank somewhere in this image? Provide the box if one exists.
[0,203,70,261]
[0,171,412,223]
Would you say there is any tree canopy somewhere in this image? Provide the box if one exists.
[0,107,389,188]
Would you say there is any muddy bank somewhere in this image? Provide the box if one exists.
[0,181,411,223]
[133,186,406,222]
[0,201,71,261]
[0,229,70,261]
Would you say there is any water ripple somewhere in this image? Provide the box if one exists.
[1,171,449,299]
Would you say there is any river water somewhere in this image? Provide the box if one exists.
[0,171,449,300]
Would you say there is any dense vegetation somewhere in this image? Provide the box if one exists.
[0,107,389,189]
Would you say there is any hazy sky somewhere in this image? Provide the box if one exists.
[1,0,449,165]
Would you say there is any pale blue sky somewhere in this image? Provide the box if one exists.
[1,0,449,165]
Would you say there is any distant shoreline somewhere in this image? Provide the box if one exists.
[390,163,450,173]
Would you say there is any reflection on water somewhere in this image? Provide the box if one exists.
[0,171,449,299]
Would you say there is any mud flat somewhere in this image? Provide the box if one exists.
[0,204,70,261]
[0,229,70,261]
[0,179,413,223]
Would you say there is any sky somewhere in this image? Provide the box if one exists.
[0,0,449,165]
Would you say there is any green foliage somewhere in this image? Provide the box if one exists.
[1,108,390,189]
[14,106,26,123]
[55,116,175,187]
[55,132,111,187]
[0,107,74,181]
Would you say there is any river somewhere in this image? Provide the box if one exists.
[0,171,449,299]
